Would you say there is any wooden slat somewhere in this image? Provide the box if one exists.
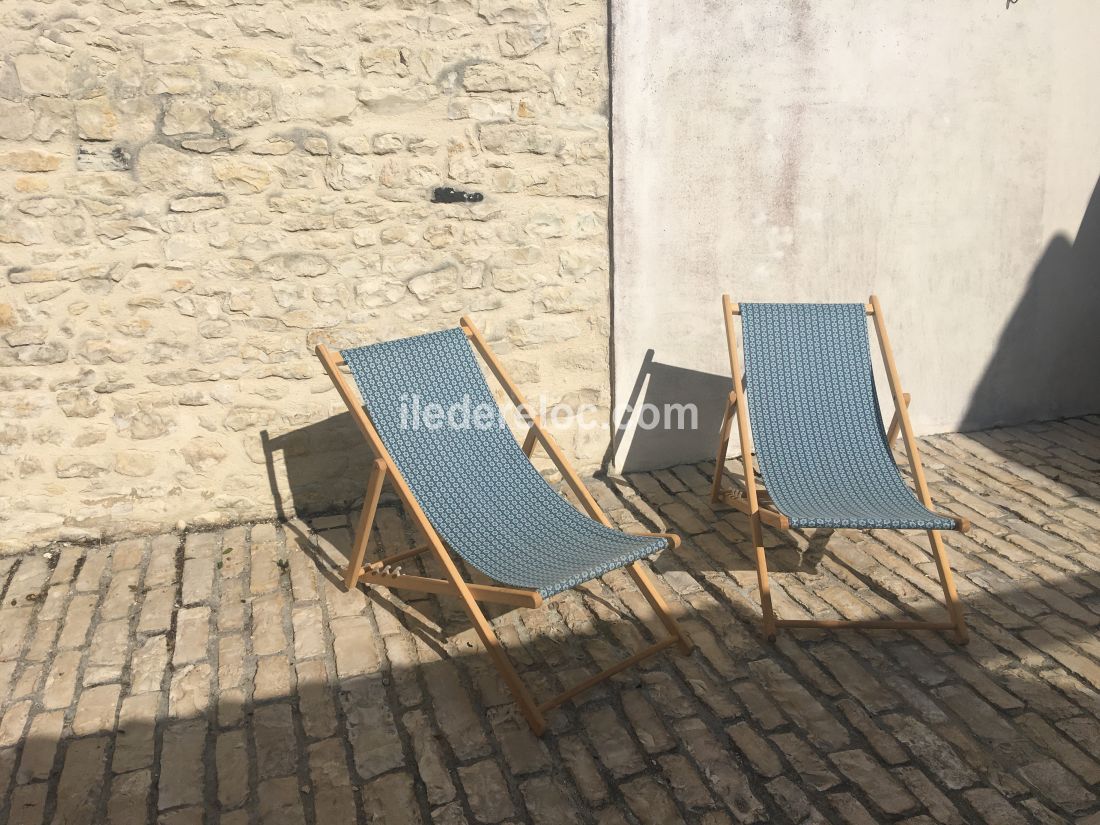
[358,570,543,608]
[537,637,678,712]
[727,302,874,315]
[776,619,955,631]
[715,488,790,530]
[363,543,430,572]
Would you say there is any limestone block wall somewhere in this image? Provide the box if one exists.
[0,0,611,551]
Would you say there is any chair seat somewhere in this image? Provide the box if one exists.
[341,328,670,598]
[741,303,957,532]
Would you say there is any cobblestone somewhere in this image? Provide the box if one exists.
[1,421,1100,822]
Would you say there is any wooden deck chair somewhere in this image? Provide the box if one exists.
[710,295,969,644]
[316,318,692,735]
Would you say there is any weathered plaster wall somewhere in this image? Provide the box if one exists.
[611,1,1100,471]
[0,0,611,551]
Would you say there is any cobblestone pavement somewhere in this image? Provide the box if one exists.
[3,419,1100,825]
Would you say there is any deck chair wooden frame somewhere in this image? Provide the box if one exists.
[710,294,969,644]
[317,317,692,735]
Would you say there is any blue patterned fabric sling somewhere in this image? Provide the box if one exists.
[341,329,669,598]
[739,303,956,531]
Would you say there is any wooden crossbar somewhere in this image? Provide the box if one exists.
[727,302,875,315]
[711,294,969,644]
[537,636,678,713]
[314,321,692,734]
[358,570,542,608]
[776,618,956,631]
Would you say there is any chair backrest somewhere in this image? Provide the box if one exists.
[339,328,581,570]
[739,303,917,520]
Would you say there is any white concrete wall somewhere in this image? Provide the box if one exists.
[610,0,1100,471]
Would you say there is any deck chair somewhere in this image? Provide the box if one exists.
[316,318,692,735]
[710,295,969,643]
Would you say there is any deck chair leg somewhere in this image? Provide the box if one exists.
[710,392,737,503]
[450,576,547,733]
[750,515,778,642]
[927,529,969,644]
[627,561,693,654]
[345,458,387,590]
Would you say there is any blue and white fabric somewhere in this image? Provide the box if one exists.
[341,329,669,597]
[740,303,956,530]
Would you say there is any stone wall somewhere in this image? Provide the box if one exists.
[0,0,611,552]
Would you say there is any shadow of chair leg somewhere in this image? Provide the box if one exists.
[802,528,834,570]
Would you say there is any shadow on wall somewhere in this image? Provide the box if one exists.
[260,415,379,521]
[962,176,1100,430]
[610,350,732,472]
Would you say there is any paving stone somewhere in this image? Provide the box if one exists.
[830,749,919,816]
[882,713,978,790]
[75,549,111,592]
[424,661,490,761]
[405,708,455,806]
[217,728,249,809]
[622,774,682,825]
[658,752,715,811]
[962,787,1030,825]
[72,683,121,735]
[53,735,109,824]
[138,586,176,634]
[254,703,297,779]
[726,721,783,778]
[622,689,676,753]
[361,771,420,825]
[170,662,211,718]
[113,693,159,773]
[158,720,206,809]
[173,605,210,665]
[85,618,130,684]
[342,676,404,780]
[106,768,151,824]
[770,731,840,791]
[766,775,823,824]
[894,765,965,824]
[258,775,307,825]
[309,737,358,823]
[130,634,169,693]
[458,758,515,822]
[292,602,326,659]
[42,649,82,709]
[58,593,98,648]
[675,717,765,821]
[296,658,337,739]
[0,700,31,748]
[7,780,49,825]
[253,654,292,702]
[16,712,64,783]
[520,775,584,825]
